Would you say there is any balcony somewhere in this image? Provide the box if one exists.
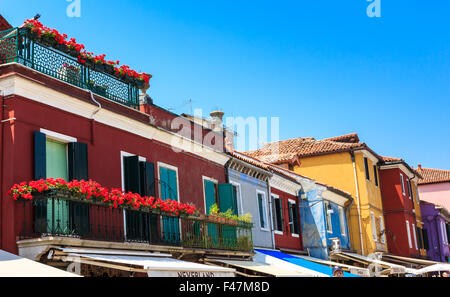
[17,192,253,253]
[0,27,140,108]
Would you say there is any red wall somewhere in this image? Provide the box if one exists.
[1,95,226,253]
[379,167,419,257]
[271,187,303,251]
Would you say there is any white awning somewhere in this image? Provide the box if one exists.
[64,253,236,277]
[296,255,370,277]
[0,249,80,277]
[337,252,407,274]
[417,263,450,274]
[208,259,310,277]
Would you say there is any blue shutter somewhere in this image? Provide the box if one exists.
[68,142,88,181]
[34,131,46,180]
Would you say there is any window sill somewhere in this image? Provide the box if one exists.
[291,233,299,238]
[261,228,270,232]
[274,231,283,235]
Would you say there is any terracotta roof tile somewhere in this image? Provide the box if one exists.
[416,167,450,185]
[245,134,369,164]
[323,133,360,143]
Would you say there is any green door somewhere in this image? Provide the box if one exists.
[218,184,238,249]
[204,180,219,247]
[46,138,69,234]
[159,166,180,244]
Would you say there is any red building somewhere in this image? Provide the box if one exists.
[379,157,427,259]
[268,166,303,253]
[0,17,252,276]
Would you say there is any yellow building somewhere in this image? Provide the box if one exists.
[411,179,428,257]
[246,133,388,256]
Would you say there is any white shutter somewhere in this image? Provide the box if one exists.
[406,220,412,248]
[371,212,377,241]
[379,216,385,244]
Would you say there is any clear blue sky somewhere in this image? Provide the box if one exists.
[1,1,449,170]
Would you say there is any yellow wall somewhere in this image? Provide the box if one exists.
[291,150,388,256]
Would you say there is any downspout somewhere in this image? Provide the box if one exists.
[350,150,365,255]
[266,174,276,250]
[88,90,101,145]
[0,88,4,248]
[344,196,354,250]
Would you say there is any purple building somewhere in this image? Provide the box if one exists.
[420,201,450,262]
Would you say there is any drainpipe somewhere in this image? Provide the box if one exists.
[266,177,276,250]
[344,196,354,249]
[350,150,365,255]
[0,88,4,248]
[88,90,101,145]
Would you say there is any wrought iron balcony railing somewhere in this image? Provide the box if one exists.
[0,27,140,108]
[17,192,253,252]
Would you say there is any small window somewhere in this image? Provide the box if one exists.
[325,201,333,233]
[364,157,370,181]
[400,174,406,195]
[412,223,418,250]
[373,165,378,187]
[257,192,268,230]
[272,195,284,233]
[371,212,377,241]
[288,200,300,235]
[379,215,385,244]
[406,220,412,248]
[406,179,411,200]
[339,207,346,236]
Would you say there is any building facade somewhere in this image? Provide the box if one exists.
[379,157,428,259]
[245,133,388,256]
[420,201,450,263]
[416,166,450,212]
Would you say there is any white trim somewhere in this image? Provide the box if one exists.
[256,190,269,231]
[230,181,243,216]
[324,201,333,234]
[379,215,385,244]
[40,128,77,143]
[291,233,299,238]
[288,199,296,204]
[120,151,146,240]
[274,230,284,235]
[271,193,284,234]
[406,220,412,249]
[339,206,347,237]
[157,162,180,202]
[400,174,406,196]
[202,176,218,214]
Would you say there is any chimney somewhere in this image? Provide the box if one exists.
[210,110,224,132]
[138,82,152,115]
[418,164,422,170]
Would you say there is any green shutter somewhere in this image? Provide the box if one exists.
[68,142,88,181]
[34,131,46,180]
[204,180,216,214]
[140,161,156,197]
[159,166,180,244]
[124,156,140,193]
[218,183,237,215]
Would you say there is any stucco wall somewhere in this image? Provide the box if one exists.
[228,168,273,249]
[419,182,450,211]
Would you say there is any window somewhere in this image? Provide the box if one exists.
[412,223,418,250]
[158,163,180,244]
[422,228,430,250]
[416,227,424,250]
[441,222,448,245]
[406,179,412,200]
[371,212,377,241]
[400,174,405,195]
[406,220,412,248]
[272,195,284,233]
[324,201,333,233]
[364,157,370,181]
[231,183,243,215]
[257,191,268,230]
[288,200,300,236]
[379,216,385,244]
[339,206,346,236]
[373,165,378,187]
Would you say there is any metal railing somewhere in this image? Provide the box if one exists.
[18,193,253,252]
[0,27,140,108]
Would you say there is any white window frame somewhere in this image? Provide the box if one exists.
[371,212,377,241]
[230,181,243,216]
[379,215,385,244]
[324,201,333,234]
[412,223,418,250]
[406,179,411,200]
[406,220,412,249]
[257,190,269,232]
[339,206,347,237]
[271,194,283,235]
[288,199,299,237]
[441,222,448,245]
[400,174,406,196]
[202,176,218,214]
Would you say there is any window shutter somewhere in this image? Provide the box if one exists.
[204,180,216,214]
[34,131,46,180]
[364,157,370,180]
[68,142,88,181]
[258,194,265,228]
[422,228,429,250]
[292,203,299,234]
[218,183,237,215]
[124,156,140,193]
[140,161,156,197]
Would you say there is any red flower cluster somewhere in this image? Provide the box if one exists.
[23,19,151,86]
[8,178,196,216]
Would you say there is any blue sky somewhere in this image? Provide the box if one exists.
[1,1,449,169]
